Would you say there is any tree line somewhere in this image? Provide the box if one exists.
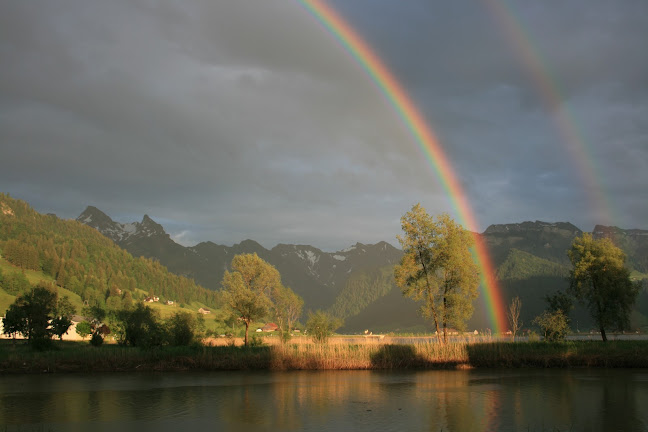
[3,252,342,349]
[2,282,206,349]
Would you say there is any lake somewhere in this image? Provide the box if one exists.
[1,369,647,431]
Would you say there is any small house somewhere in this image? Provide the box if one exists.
[261,323,279,332]
[198,308,211,315]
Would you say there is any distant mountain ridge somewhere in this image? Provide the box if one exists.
[482,221,583,267]
[77,206,648,332]
[75,206,405,323]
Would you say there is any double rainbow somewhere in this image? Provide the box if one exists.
[298,0,509,333]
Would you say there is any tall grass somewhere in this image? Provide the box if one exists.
[466,340,648,368]
[2,339,647,373]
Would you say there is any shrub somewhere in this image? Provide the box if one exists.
[166,312,203,346]
[249,334,265,347]
[533,310,569,342]
[117,303,167,348]
[306,310,342,344]
[528,331,540,342]
[90,332,104,347]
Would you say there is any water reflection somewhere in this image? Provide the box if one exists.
[1,369,647,431]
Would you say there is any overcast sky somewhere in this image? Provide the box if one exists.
[1,1,646,251]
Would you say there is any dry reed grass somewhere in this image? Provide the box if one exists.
[4,339,646,373]
[204,336,472,369]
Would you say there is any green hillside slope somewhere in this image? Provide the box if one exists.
[0,193,220,315]
[497,248,569,281]
[328,266,395,320]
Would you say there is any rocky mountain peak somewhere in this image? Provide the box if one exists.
[77,207,169,243]
[77,206,115,228]
[137,214,166,237]
[76,206,124,241]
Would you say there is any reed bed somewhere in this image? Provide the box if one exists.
[466,340,648,368]
[2,339,647,373]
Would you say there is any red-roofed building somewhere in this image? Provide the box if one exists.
[261,323,279,332]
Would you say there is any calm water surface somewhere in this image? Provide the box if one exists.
[1,369,647,431]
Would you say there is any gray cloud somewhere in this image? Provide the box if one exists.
[1,0,646,250]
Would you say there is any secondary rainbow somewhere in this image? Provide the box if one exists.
[481,0,615,226]
[297,0,508,333]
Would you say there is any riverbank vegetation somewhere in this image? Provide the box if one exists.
[2,338,647,373]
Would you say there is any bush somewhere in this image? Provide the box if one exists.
[528,331,540,342]
[166,312,203,346]
[248,334,265,347]
[90,332,104,347]
[533,310,569,342]
[117,303,167,348]
[306,311,342,344]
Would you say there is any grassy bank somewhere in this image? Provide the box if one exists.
[466,340,648,368]
[2,339,648,373]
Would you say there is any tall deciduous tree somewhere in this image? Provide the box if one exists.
[221,253,281,346]
[394,204,480,343]
[568,234,640,341]
[272,284,304,344]
[3,285,57,348]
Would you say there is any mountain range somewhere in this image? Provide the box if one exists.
[77,206,648,332]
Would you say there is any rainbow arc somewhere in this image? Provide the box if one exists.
[298,0,509,333]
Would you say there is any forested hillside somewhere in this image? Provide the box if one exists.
[0,194,219,311]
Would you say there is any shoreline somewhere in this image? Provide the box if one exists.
[2,339,648,374]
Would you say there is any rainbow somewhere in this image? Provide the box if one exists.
[481,0,614,226]
[297,0,509,333]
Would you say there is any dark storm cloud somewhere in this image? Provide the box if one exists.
[332,0,648,231]
[1,0,646,250]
